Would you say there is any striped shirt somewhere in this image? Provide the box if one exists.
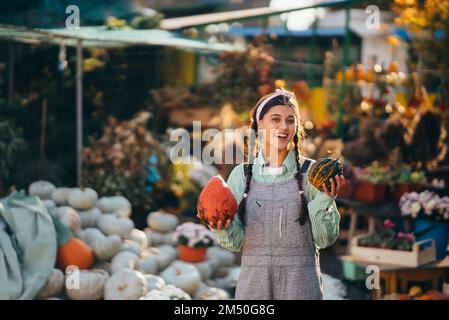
[211,147,341,252]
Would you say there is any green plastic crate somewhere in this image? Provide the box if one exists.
[342,259,366,281]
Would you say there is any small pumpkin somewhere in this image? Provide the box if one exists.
[308,157,343,192]
[197,175,237,225]
[144,228,164,246]
[120,239,142,257]
[127,229,148,249]
[51,187,72,205]
[65,269,109,300]
[57,238,94,271]
[193,283,229,300]
[142,247,173,270]
[140,285,191,300]
[159,260,201,295]
[28,180,56,199]
[146,210,179,233]
[207,246,235,270]
[77,228,121,261]
[36,268,64,299]
[96,196,131,218]
[110,251,139,273]
[137,256,159,274]
[191,261,213,281]
[104,269,147,300]
[79,207,102,229]
[97,214,134,238]
[54,217,94,271]
[144,274,166,291]
[68,188,98,210]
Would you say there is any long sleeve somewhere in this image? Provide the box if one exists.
[210,164,245,252]
[306,182,341,250]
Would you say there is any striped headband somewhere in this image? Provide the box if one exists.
[255,88,297,124]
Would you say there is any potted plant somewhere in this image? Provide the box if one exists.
[400,191,449,259]
[357,219,415,251]
[390,165,426,201]
[173,222,215,262]
[354,162,392,204]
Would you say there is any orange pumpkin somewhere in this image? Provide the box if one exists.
[57,237,94,271]
[197,175,238,225]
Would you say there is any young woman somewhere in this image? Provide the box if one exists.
[202,89,345,300]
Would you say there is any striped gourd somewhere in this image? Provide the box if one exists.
[308,157,343,192]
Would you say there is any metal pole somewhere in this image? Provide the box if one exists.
[76,40,83,188]
[337,5,350,138]
[8,42,14,106]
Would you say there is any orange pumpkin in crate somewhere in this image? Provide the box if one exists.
[197,175,238,225]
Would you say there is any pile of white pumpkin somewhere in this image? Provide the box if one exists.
[29,180,240,300]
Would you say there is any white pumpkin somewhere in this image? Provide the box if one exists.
[193,283,229,300]
[142,247,173,270]
[127,229,148,249]
[159,260,201,295]
[207,246,235,270]
[144,228,164,246]
[65,269,109,300]
[53,206,81,232]
[156,245,178,261]
[97,214,134,238]
[28,180,55,199]
[77,228,122,261]
[42,199,56,212]
[120,240,142,257]
[79,207,102,229]
[110,251,139,273]
[76,228,104,246]
[140,285,191,300]
[213,267,241,290]
[137,256,159,275]
[191,261,213,281]
[51,187,72,205]
[68,188,98,210]
[36,268,64,299]
[146,210,179,232]
[96,196,131,218]
[93,262,111,275]
[144,274,165,291]
[161,232,175,245]
[104,269,147,300]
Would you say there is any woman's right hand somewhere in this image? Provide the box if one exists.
[197,214,231,230]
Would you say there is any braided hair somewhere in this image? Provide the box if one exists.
[237,93,309,227]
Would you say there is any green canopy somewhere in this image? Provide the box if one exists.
[0,24,244,52]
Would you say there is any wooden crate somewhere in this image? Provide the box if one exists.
[351,234,437,267]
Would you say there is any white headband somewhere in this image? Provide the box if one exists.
[255,89,297,124]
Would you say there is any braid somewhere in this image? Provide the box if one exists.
[237,120,257,228]
[293,131,309,225]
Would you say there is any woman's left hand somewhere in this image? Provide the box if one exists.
[322,175,346,198]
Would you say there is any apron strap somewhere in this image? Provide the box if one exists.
[300,159,312,174]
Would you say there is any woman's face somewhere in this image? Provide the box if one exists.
[258,105,298,152]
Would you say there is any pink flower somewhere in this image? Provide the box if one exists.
[383,219,395,229]
[397,232,414,242]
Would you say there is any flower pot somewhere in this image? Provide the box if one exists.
[178,245,207,262]
[355,182,386,204]
[414,219,449,260]
[393,183,422,201]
